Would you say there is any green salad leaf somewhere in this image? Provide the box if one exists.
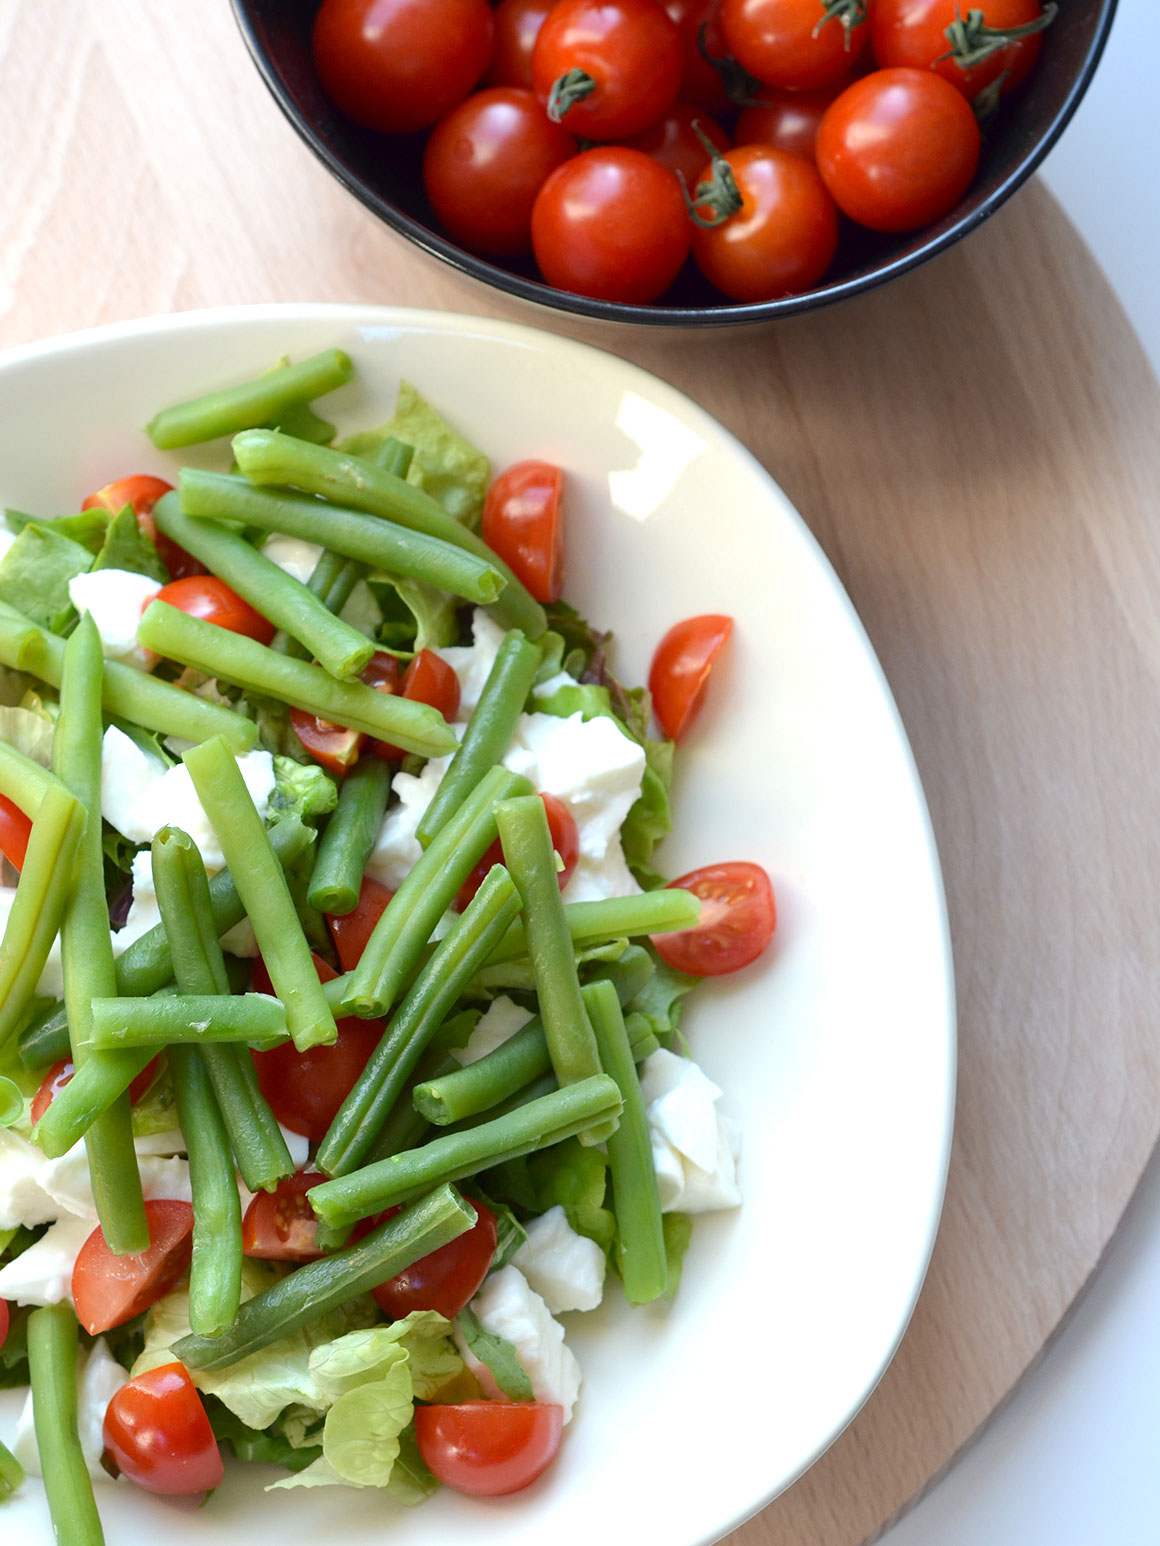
[269,756,338,824]
[0,525,91,633]
[0,700,54,766]
[340,381,489,526]
[4,508,110,554]
[92,503,169,582]
[455,1305,533,1402]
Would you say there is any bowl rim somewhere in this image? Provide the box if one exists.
[229,0,1119,327]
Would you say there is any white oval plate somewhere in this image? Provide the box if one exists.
[0,305,954,1546]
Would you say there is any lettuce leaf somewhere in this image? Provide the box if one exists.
[0,525,91,633]
[4,508,110,554]
[625,955,700,1046]
[455,1306,533,1402]
[92,504,168,582]
[340,382,489,526]
[269,756,338,825]
[207,1398,323,1472]
[0,702,54,766]
[486,1137,616,1252]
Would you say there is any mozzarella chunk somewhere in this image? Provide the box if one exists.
[0,1129,58,1230]
[640,1049,741,1214]
[456,1265,582,1422]
[0,885,65,996]
[261,533,324,584]
[452,995,534,1067]
[0,1215,94,1305]
[279,1124,311,1170]
[502,711,645,861]
[12,1338,127,1483]
[100,725,166,844]
[531,669,579,700]
[564,836,642,904]
[365,752,454,891]
[433,608,508,722]
[37,1147,192,1222]
[120,849,257,960]
[68,568,164,670]
[511,1205,606,1313]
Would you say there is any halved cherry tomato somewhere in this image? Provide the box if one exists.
[251,953,382,1140]
[649,614,733,741]
[0,794,32,872]
[81,474,204,581]
[482,461,564,607]
[242,1171,327,1262]
[651,860,776,975]
[415,1401,564,1495]
[460,791,579,911]
[327,873,395,972]
[532,0,683,140]
[870,0,1053,102]
[289,710,363,778]
[372,649,461,761]
[72,1200,194,1336]
[720,0,870,91]
[486,0,554,89]
[373,1196,497,1318]
[624,100,732,191]
[31,1057,158,1129]
[155,575,275,645]
[103,1362,223,1496]
[0,1299,9,1352]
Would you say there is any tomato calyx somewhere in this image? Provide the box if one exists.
[683,123,743,228]
[814,0,868,45]
[547,65,597,122]
[695,21,766,106]
[940,1,1056,72]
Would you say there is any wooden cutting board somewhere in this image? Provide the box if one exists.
[3,5,1160,1542]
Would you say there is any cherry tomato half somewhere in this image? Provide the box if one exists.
[312,0,494,134]
[871,0,1053,101]
[461,791,579,911]
[81,474,204,581]
[482,461,564,606]
[648,614,733,742]
[72,1200,194,1336]
[103,1362,223,1496]
[664,0,736,114]
[721,0,869,90]
[415,1401,564,1495]
[31,1057,158,1128]
[289,710,363,778]
[531,147,690,305]
[486,0,555,89]
[533,0,683,140]
[327,873,395,971]
[652,860,777,975]
[0,794,32,872]
[816,67,981,232]
[155,575,275,645]
[373,1196,497,1319]
[0,1299,9,1352]
[242,1171,327,1262]
[624,101,732,191]
[372,649,461,761]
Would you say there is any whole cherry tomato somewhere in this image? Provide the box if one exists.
[415,1402,564,1495]
[481,460,564,605]
[486,0,555,89]
[664,0,736,114]
[242,1171,328,1261]
[532,0,683,140]
[72,1200,194,1335]
[624,101,732,191]
[816,67,981,231]
[82,475,204,580]
[651,860,777,975]
[155,575,275,644]
[372,1196,497,1318]
[649,613,733,741]
[372,648,461,760]
[721,0,870,90]
[31,1057,158,1128]
[531,147,690,305]
[871,0,1055,101]
[734,80,849,161]
[461,791,579,911]
[103,1363,223,1496]
[312,0,494,134]
[327,873,394,971]
[0,794,32,871]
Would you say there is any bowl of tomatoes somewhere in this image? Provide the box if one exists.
[231,0,1117,325]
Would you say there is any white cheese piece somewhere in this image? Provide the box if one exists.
[564,837,643,904]
[279,1124,311,1170]
[0,885,65,996]
[531,670,579,700]
[502,711,645,861]
[640,1049,741,1214]
[261,534,324,584]
[120,849,258,959]
[511,1205,606,1313]
[0,1128,59,1230]
[68,568,164,671]
[456,1265,582,1423]
[37,1146,193,1222]
[434,608,508,722]
[12,1338,127,1483]
[0,1215,94,1305]
[452,995,534,1067]
[649,1133,687,1213]
[99,725,167,845]
[365,753,453,891]
[133,1130,188,1157]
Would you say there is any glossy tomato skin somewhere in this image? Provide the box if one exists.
[649,614,733,741]
[481,461,564,606]
[72,1200,195,1336]
[721,0,870,90]
[156,575,275,645]
[372,648,461,761]
[691,144,837,301]
[486,0,555,89]
[460,791,579,911]
[31,1057,158,1128]
[871,0,1049,100]
[664,0,735,114]
[415,1401,564,1495]
[652,860,776,975]
[373,1197,497,1318]
[81,475,204,580]
[532,147,690,305]
[103,1362,223,1496]
[735,81,849,161]
[242,1172,327,1261]
[0,793,32,871]
[532,0,682,140]
[327,873,394,970]
[251,953,382,1141]
[289,709,362,777]
[625,101,731,191]
[312,0,494,134]
[816,68,981,232]
[0,1298,9,1352]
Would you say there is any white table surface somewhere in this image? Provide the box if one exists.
[880,2,1160,1540]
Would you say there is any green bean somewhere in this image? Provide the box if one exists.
[0,736,64,817]
[308,758,392,915]
[169,1046,242,1335]
[442,1072,559,1134]
[228,431,547,638]
[485,888,702,965]
[343,764,533,1018]
[317,865,522,1178]
[0,1435,23,1499]
[201,1043,294,1193]
[178,469,506,608]
[17,1001,70,1069]
[584,979,668,1305]
[309,1075,622,1230]
[273,399,335,445]
[139,601,456,758]
[88,993,287,1050]
[152,493,374,680]
[174,1184,475,1371]
[52,615,146,1252]
[183,737,336,1052]
[0,784,84,1052]
[416,629,540,847]
[27,1303,105,1546]
[146,348,353,449]
[365,1045,457,1164]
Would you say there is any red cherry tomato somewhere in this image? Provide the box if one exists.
[103,1362,223,1496]
[734,80,848,160]
[72,1200,194,1336]
[0,1299,9,1352]
[81,475,204,581]
[415,1402,564,1495]
[664,0,735,114]
[424,89,577,259]
[373,1196,497,1318]
[624,101,731,191]
[0,794,32,872]
[481,461,564,606]
[251,954,382,1141]
[372,649,461,761]
[648,614,733,741]
[531,147,691,305]
[31,1057,158,1128]
[721,0,869,90]
[871,0,1053,101]
[532,0,682,140]
[486,0,555,90]
[652,860,777,975]
[312,0,494,134]
[242,1172,327,1262]
[327,873,394,971]
[155,575,275,645]
[460,791,579,911]
[816,67,981,232]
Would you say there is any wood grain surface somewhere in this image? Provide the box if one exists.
[3,3,1160,1542]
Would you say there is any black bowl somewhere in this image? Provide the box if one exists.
[231,0,1118,327]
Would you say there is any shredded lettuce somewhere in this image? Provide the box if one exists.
[339,381,489,527]
[0,525,91,633]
